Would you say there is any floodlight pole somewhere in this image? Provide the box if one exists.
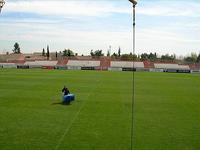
[0,0,5,13]
[129,0,137,55]
[129,0,137,150]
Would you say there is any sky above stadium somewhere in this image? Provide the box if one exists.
[0,0,200,56]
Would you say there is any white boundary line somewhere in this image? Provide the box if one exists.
[54,93,90,150]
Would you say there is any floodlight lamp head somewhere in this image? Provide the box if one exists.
[0,0,5,13]
[129,0,137,6]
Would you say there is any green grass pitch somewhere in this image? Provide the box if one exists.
[0,69,200,150]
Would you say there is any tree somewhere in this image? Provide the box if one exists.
[121,53,137,61]
[107,50,110,57]
[132,53,138,60]
[148,52,157,61]
[56,51,58,59]
[184,57,196,63]
[140,53,149,61]
[184,52,197,63]
[161,54,175,62]
[13,42,21,54]
[42,48,45,56]
[111,52,118,59]
[118,47,121,57]
[197,53,200,63]
[191,52,197,60]
[90,50,104,57]
[140,53,157,61]
[94,50,104,57]
[46,45,50,60]
[63,49,74,57]
[90,50,94,56]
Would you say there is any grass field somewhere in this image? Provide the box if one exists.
[0,69,200,150]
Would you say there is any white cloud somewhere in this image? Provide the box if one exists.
[137,1,200,17]
[1,0,133,54]
[4,0,130,17]
[136,28,200,55]
[0,21,132,54]
[2,0,200,56]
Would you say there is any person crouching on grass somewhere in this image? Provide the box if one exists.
[62,86,70,96]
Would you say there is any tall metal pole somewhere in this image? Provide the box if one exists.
[129,0,137,150]
[129,0,137,55]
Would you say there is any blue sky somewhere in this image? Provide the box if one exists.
[0,0,200,56]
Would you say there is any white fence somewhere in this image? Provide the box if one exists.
[191,70,200,74]
[67,60,100,67]
[149,68,164,72]
[67,66,81,70]
[154,63,190,70]
[24,61,58,67]
[111,61,144,68]
[0,63,17,68]
[108,67,122,71]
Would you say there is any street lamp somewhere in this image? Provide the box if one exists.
[129,0,137,54]
[129,0,137,6]
[129,0,137,150]
[0,0,5,13]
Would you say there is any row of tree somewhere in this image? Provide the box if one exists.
[137,52,200,63]
[138,53,176,62]
[184,52,200,63]
[89,50,200,63]
[10,42,200,63]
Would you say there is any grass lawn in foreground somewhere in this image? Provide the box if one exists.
[134,72,200,150]
[0,69,200,150]
[0,69,132,150]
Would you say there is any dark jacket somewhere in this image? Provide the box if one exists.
[62,87,70,95]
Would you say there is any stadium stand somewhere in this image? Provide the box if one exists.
[56,59,68,66]
[67,66,82,70]
[110,61,144,68]
[108,67,122,71]
[143,61,154,68]
[24,61,57,68]
[75,56,93,60]
[0,55,7,62]
[109,61,144,71]
[55,59,68,70]
[67,60,100,67]
[0,53,199,73]
[111,61,132,68]
[154,63,190,73]
[24,61,41,68]
[100,57,111,70]
[24,54,46,61]
[154,63,189,69]
[189,64,200,70]
[154,63,179,69]
[149,68,164,72]
[0,54,25,63]
[67,60,100,70]
[189,64,200,74]
[178,65,190,70]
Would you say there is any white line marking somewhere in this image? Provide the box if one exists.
[54,93,90,150]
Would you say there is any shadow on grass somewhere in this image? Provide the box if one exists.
[51,102,71,106]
